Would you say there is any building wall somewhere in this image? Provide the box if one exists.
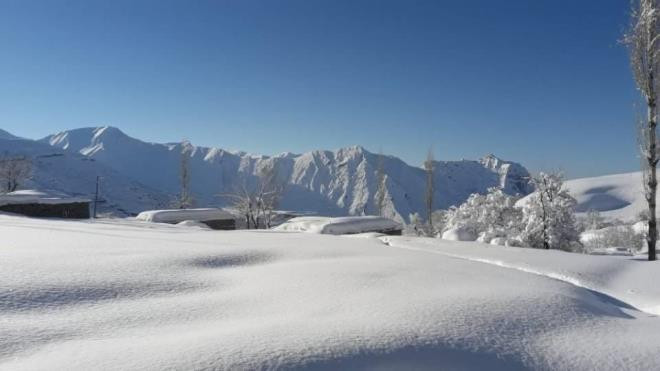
[201,219,236,230]
[0,202,90,219]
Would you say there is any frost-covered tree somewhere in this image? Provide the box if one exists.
[405,212,426,236]
[175,141,194,209]
[430,209,449,236]
[224,163,285,230]
[0,155,32,193]
[256,163,285,229]
[579,209,606,231]
[444,187,522,242]
[624,0,660,260]
[224,179,258,229]
[582,225,645,254]
[520,173,580,251]
[374,151,387,217]
[424,148,435,230]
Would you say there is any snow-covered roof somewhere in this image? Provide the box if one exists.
[0,189,90,206]
[136,208,235,223]
[274,216,402,235]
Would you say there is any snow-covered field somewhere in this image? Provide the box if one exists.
[2,214,660,370]
[565,172,651,222]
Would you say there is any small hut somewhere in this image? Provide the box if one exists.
[136,208,236,230]
[0,190,91,219]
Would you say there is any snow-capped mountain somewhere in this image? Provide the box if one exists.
[34,126,533,220]
[0,133,169,216]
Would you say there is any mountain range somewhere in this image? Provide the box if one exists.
[0,126,534,221]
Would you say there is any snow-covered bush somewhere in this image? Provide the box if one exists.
[441,226,477,241]
[442,187,522,243]
[0,155,32,193]
[520,172,581,251]
[578,209,606,232]
[581,225,644,254]
[405,213,428,236]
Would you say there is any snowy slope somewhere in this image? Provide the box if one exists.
[1,214,659,370]
[517,172,650,222]
[42,126,533,221]
[0,135,169,215]
[564,172,650,222]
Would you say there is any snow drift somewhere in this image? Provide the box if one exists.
[1,214,659,370]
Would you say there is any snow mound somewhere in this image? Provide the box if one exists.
[0,189,89,206]
[441,226,477,241]
[176,220,212,230]
[274,216,402,235]
[136,208,234,224]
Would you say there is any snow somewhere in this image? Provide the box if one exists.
[382,235,660,316]
[274,216,402,235]
[2,214,660,370]
[561,172,650,222]
[136,208,234,224]
[0,133,169,216]
[441,226,477,241]
[176,220,212,230]
[0,189,89,206]
[37,126,532,221]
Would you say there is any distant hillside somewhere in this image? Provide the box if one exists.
[564,172,652,222]
[0,126,534,220]
[0,133,168,216]
[37,126,534,220]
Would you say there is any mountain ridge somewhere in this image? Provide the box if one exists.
[1,125,534,220]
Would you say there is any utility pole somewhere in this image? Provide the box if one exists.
[93,176,100,218]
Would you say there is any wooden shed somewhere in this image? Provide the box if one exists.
[0,190,90,219]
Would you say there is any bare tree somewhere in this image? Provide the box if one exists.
[256,163,285,229]
[224,180,258,229]
[625,0,660,260]
[222,164,285,229]
[424,148,435,231]
[175,141,194,209]
[0,155,32,193]
[375,151,387,217]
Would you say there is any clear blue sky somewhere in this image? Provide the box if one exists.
[0,0,641,178]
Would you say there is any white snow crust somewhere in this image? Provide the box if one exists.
[0,190,89,206]
[136,208,234,224]
[1,214,659,370]
[274,216,402,235]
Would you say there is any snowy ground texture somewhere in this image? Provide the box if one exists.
[2,214,660,370]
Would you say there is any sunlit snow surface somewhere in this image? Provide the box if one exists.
[1,214,659,370]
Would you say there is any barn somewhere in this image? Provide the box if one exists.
[0,190,91,219]
[136,208,236,230]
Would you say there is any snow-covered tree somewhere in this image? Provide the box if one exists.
[374,151,387,217]
[579,209,606,231]
[443,187,522,242]
[424,148,435,230]
[624,0,660,261]
[405,212,427,236]
[520,172,580,251]
[175,141,195,209]
[0,155,32,193]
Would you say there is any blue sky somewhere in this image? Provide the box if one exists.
[0,0,640,178]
